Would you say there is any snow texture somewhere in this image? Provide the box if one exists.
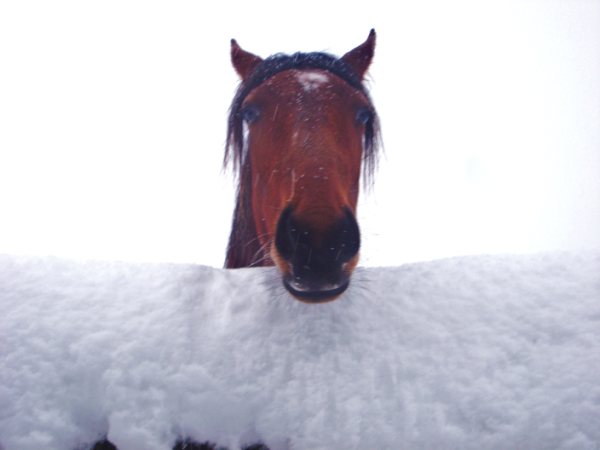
[1,252,599,450]
[296,72,330,92]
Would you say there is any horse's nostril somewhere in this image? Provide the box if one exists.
[274,207,360,268]
[336,208,360,261]
[274,207,360,302]
[274,206,296,262]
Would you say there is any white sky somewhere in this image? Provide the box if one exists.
[1,0,599,267]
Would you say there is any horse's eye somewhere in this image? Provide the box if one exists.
[240,105,260,123]
[356,107,373,125]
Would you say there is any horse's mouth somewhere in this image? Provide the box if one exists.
[282,277,349,303]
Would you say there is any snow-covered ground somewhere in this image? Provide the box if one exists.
[1,252,599,450]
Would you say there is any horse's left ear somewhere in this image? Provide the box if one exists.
[231,39,263,80]
[341,29,376,79]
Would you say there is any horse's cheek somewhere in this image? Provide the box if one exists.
[250,169,282,244]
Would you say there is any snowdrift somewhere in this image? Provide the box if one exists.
[1,253,599,450]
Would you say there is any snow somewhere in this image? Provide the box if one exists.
[296,72,330,92]
[1,252,599,450]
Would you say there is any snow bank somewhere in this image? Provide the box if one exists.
[1,253,599,450]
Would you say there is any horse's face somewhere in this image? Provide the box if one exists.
[228,31,378,303]
[243,69,368,301]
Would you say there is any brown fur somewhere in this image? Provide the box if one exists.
[224,32,381,301]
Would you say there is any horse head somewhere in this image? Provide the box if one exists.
[225,30,380,303]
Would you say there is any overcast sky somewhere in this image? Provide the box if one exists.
[1,0,599,267]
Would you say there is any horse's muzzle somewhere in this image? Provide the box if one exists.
[282,275,350,303]
[274,206,360,303]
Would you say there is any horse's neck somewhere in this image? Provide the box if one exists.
[225,164,272,268]
[224,197,263,268]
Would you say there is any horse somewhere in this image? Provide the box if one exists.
[224,30,381,303]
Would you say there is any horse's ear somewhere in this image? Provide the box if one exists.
[231,39,263,80]
[341,29,376,79]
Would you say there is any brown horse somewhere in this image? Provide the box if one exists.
[225,30,381,303]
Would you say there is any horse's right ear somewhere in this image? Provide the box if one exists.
[341,29,376,79]
[231,39,263,80]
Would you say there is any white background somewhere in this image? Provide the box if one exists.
[1,0,599,267]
